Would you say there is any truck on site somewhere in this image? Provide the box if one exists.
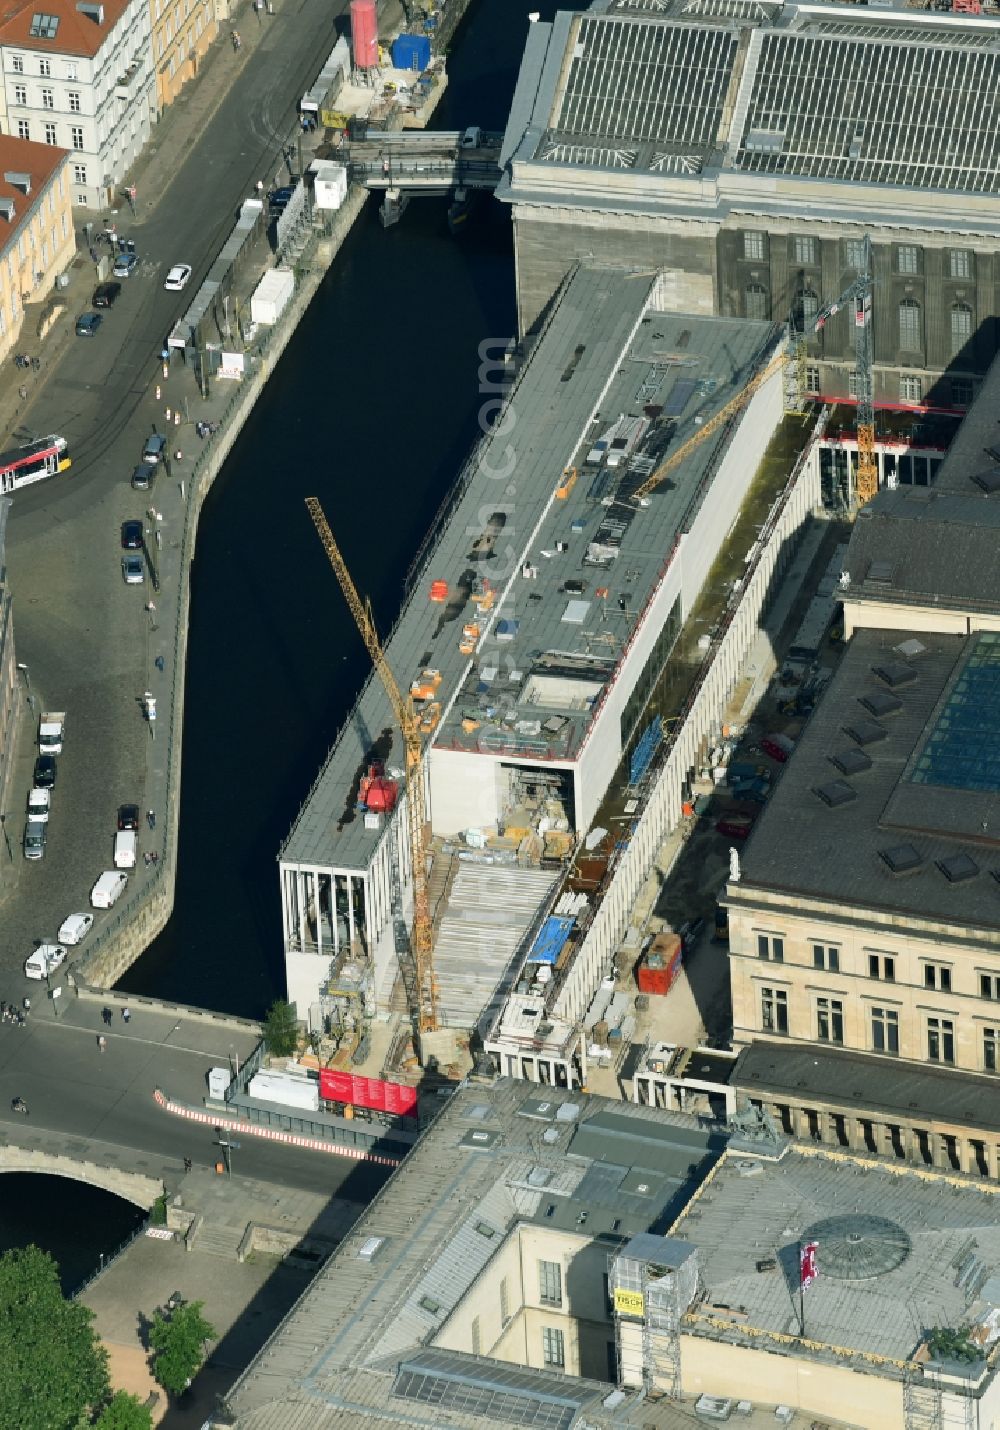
[38,712,65,755]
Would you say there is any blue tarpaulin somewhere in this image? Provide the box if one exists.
[527,915,574,964]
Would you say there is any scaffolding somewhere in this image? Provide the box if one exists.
[610,1234,698,1398]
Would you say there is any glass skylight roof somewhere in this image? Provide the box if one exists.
[911,634,1000,792]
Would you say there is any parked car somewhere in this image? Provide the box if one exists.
[33,754,56,788]
[57,912,93,945]
[121,553,144,585]
[760,733,795,764]
[91,870,127,908]
[23,819,46,859]
[121,519,143,550]
[117,803,139,831]
[113,251,138,278]
[75,312,102,337]
[114,828,137,869]
[131,462,157,491]
[715,812,757,840]
[164,263,191,292]
[92,282,121,308]
[26,787,50,822]
[268,187,295,213]
[143,433,167,464]
[24,943,65,979]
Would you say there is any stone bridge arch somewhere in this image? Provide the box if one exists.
[0,1145,162,1209]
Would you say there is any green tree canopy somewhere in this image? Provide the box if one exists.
[262,998,299,1056]
[94,1390,153,1430]
[149,1300,216,1396]
[0,1245,109,1429]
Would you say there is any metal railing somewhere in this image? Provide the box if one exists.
[71,1213,151,1299]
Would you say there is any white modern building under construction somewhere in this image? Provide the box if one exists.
[278,261,805,1034]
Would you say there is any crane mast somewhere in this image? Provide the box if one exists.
[305,497,438,1036]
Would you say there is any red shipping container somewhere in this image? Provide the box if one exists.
[319,1068,418,1116]
[637,941,683,996]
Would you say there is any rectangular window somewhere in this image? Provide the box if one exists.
[743,231,765,261]
[68,90,81,112]
[0,307,6,337]
[66,62,77,81]
[542,1327,565,1369]
[848,370,858,399]
[793,235,817,265]
[499,1276,509,1326]
[805,364,820,393]
[40,87,53,109]
[471,1316,481,1356]
[760,986,789,1035]
[60,211,67,238]
[985,1028,1000,1073]
[538,1259,562,1307]
[924,963,952,993]
[950,249,972,279]
[11,55,23,73]
[951,378,974,407]
[813,945,839,972]
[845,238,864,269]
[73,163,86,184]
[868,952,896,981]
[16,120,29,140]
[927,1016,955,1065]
[13,83,25,104]
[757,934,784,963]
[981,974,1000,1001]
[43,122,56,145]
[70,126,84,150]
[816,996,844,1044]
[38,58,50,77]
[871,1006,899,1055]
[900,375,922,403]
[898,244,918,275]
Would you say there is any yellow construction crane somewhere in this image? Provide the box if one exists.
[305,497,438,1035]
[632,244,876,506]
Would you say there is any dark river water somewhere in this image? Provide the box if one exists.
[119,0,584,1018]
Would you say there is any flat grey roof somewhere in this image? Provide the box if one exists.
[221,1078,726,1429]
[501,1,1000,201]
[844,353,1000,616]
[280,263,777,873]
[736,1040,1000,1135]
[734,626,1000,934]
[671,1142,1000,1364]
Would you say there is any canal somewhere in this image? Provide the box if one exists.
[119,0,587,1016]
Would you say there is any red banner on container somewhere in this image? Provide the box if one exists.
[319,1068,418,1117]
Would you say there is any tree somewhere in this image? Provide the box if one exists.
[95,1391,153,1430]
[0,1245,109,1429]
[262,998,299,1056]
[149,1300,216,1396]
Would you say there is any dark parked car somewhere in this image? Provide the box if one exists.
[75,312,102,337]
[268,185,295,213]
[92,282,121,308]
[121,519,143,550]
[33,754,56,788]
[117,803,139,831]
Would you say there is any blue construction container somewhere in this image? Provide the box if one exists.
[392,33,431,71]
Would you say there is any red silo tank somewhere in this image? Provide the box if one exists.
[350,0,378,69]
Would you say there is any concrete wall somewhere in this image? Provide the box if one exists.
[513,207,717,335]
[680,1332,905,1429]
[429,746,500,836]
[548,427,822,1027]
[842,599,1000,641]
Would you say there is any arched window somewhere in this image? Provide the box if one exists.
[745,282,768,321]
[950,302,973,355]
[899,298,922,351]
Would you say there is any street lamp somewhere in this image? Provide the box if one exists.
[0,814,11,863]
[15,662,28,691]
[213,1127,240,1178]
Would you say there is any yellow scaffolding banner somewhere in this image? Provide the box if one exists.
[614,1288,645,1318]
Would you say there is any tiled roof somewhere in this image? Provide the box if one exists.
[0,0,133,58]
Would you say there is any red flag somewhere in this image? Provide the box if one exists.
[800,1241,818,1292]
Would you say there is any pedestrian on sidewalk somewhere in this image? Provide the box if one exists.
[102,1007,112,1026]
[97,1034,107,1053]
[122,1007,131,1024]
[183,1157,192,1173]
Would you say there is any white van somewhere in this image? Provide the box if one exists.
[113,829,137,869]
[91,870,127,908]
